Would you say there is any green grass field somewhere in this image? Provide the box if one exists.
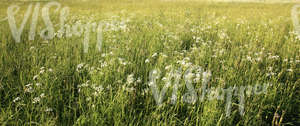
[0,0,299,125]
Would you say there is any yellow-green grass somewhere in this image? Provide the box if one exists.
[0,0,299,125]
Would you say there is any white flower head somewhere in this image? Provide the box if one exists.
[127,74,135,84]
[151,53,158,58]
[33,75,39,80]
[145,59,150,63]
[13,97,21,103]
[76,63,85,72]
[32,97,40,104]
[45,107,53,112]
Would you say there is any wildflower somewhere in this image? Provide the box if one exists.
[152,70,158,75]
[246,56,252,61]
[45,107,53,112]
[202,70,212,83]
[25,84,34,93]
[76,63,85,72]
[127,74,135,84]
[86,97,91,101]
[148,81,155,87]
[33,75,39,80]
[32,97,40,104]
[36,83,42,87]
[268,67,273,71]
[183,57,190,61]
[287,69,293,72]
[165,65,172,70]
[136,78,142,83]
[94,85,103,93]
[161,53,168,58]
[39,69,45,74]
[185,72,195,80]
[266,72,275,77]
[145,59,150,63]
[256,57,262,62]
[13,97,21,103]
[126,87,135,92]
[152,53,158,58]
[184,62,192,68]
[162,77,168,81]
[40,93,45,98]
[48,68,53,72]
[268,55,280,60]
[29,46,35,51]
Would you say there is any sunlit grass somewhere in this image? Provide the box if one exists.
[0,0,299,125]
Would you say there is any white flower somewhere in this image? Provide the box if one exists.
[127,74,135,84]
[268,67,273,71]
[32,97,40,104]
[45,107,53,112]
[266,72,275,77]
[148,81,155,87]
[184,62,192,68]
[94,85,103,93]
[13,97,21,103]
[33,75,39,80]
[29,46,35,51]
[246,56,252,61]
[287,69,293,72]
[151,53,158,58]
[48,68,53,72]
[165,65,172,70]
[40,93,45,98]
[256,57,262,62]
[145,59,150,63]
[269,55,279,60]
[25,87,34,93]
[202,71,212,83]
[25,83,32,87]
[126,87,135,92]
[136,78,142,83]
[162,77,168,81]
[25,84,34,93]
[39,69,45,74]
[76,63,85,72]
[152,70,158,75]
[183,57,190,61]
[185,72,195,80]
[36,83,42,87]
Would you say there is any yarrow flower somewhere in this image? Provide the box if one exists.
[13,97,21,103]
[45,107,53,112]
[76,63,85,72]
[152,53,158,58]
[32,97,40,104]
[33,75,39,80]
[145,59,150,63]
[127,74,135,84]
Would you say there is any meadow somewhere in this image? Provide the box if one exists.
[0,0,299,125]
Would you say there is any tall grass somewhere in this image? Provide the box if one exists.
[0,0,299,125]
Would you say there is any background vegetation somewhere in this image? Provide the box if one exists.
[0,0,299,125]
